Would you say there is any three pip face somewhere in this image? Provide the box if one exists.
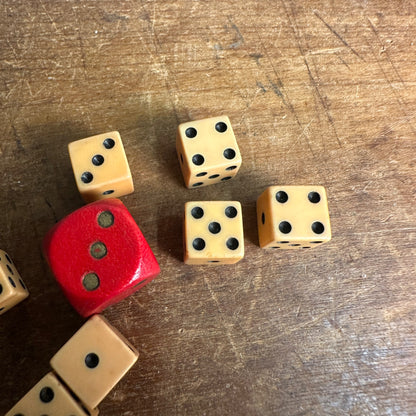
[43,198,160,317]
[68,131,134,203]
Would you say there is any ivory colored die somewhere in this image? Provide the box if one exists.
[0,250,29,315]
[176,116,242,188]
[257,186,331,249]
[69,131,134,203]
[50,315,139,409]
[184,201,244,264]
[5,372,98,416]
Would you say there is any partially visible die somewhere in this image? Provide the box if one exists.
[257,186,331,249]
[5,372,98,416]
[176,116,242,188]
[50,314,139,410]
[184,201,244,264]
[69,131,134,203]
[0,250,29,315]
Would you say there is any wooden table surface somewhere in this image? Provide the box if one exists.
[1,1,416,415]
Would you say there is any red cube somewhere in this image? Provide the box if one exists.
[43,199,160,317]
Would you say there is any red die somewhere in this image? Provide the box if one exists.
[43,199,160,317]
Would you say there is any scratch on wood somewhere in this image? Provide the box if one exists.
[303,58,342,148]
[135,1,183,124]
[367,18,404,85]
[6,38,18,60]
[288,118,315,155]
[256,81,266,93]
[203,277,245,368]
[249,53,263,64]
[336,53,351,70]
[349,227,416,236]
[44,197,58,223]
[272,286,376,339]
[38,0,58,32]
[268,78,283,98]
[227,16,245,49]
[102,13,129,22]
[277,0,340,158]
[381,214,393,223]
[239,88,262,124]
[11,125,25,153]
[364,34,416,136]
[313,10,364,61]
[255,30,306,137]
[380,113,416,137]
[77,32,87,74]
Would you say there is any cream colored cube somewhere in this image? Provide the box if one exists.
[184,201,244,264]
[0,250,29,315]
[68,131,134,203]
[5,372,98,416]
[257,186,331,249]
[50,314,139,409]
[176,116,242,188]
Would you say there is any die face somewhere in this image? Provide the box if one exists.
[50,315,138,409]
[5,372,98,416]
[257,186,331,249]
[184,201,244,264]
[68,131,134,203]
[43,199,160,317]
[0,250,28,315]
[176,116,242,188]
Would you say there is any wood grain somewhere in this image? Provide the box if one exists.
[1,1,416,414]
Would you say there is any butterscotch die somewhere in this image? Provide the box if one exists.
[176,116,242,188]
[6,372,98,416]
[0,250,29,315]
[68,131,134,203]
[257,186,331,249]
[184,201,244,264]
[50,314,139,409]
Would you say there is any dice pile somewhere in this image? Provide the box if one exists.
[2,115,331,414]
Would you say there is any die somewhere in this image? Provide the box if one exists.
[176,116,242,188]
[68,131,134,203]
[256,186,331,249]
[43,198,160,317]
[0,250,29,315]
[5,372,98,416]
[184,201,244,264]
[50,315,138,410]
